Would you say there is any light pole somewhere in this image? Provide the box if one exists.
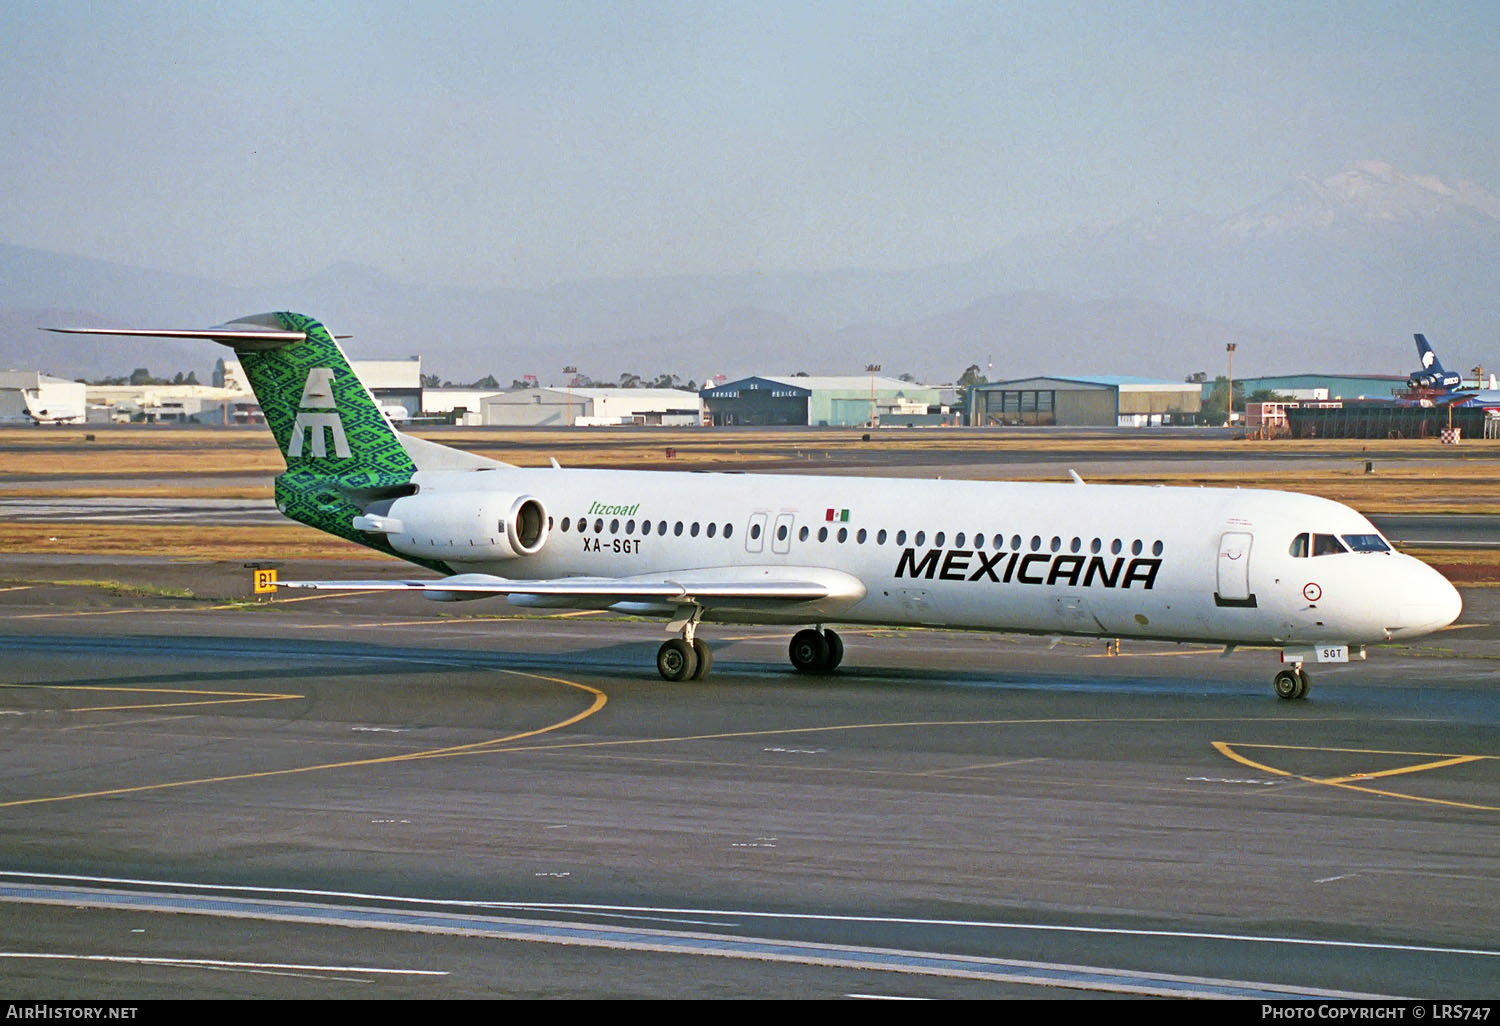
[562,365,578,427]
[865,364,882,428]
[1225,343,1237,425]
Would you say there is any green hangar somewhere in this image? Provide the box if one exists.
[970,376,1202,427]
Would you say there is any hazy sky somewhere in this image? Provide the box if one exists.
[3,1,1497,289]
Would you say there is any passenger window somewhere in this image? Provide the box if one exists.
[1289,533,1309,558]
[856,528,866,543]
[642,520,652,535]
[610,519,619,534]
[955,532,966,547]
[1069,537,1081,553]
[626,519,635,534]
[690,522,700,537]
[707,522,717,538]
[777,524,788,541]
[674,521,684,536]
[1152,540,1163,556]
[799,526,809,541]
[658,520,667,535]
[974,533,985,549]
[877,529,887,544]
[818,526,828,542]
[1090,538,1101,553]
[915,531,926,546]
[1011,535,1022,550]
[935,531,946,547]
[1111,538,1122,555]
[1030,535,1041,552]
[837,527,848,543]
[1131,539,1142,555]
[724,523,733,538]
[1050,536,1061,552]
[896,530,907,545]
[561,517,571,532]
[594,518,604,533]
[750,523,762,540]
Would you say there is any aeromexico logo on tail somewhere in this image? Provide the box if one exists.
[288,367,351,459]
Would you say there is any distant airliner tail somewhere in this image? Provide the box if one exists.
[1407,332,1463,392]
[1414,333,1444,374]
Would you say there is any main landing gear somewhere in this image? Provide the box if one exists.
[654,620,846,681]
[1273,664,1311,700]
[656,605,712,681]
[788,627,843,675]
[656,636,712,681]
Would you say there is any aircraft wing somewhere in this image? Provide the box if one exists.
[277,566,866,610]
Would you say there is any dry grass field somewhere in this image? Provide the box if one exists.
[2,425,1496,576]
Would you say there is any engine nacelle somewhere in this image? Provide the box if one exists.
[355,491,549,561]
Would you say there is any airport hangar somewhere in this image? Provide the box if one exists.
[1210,373,1409,402]
[700,376,945,427]
[968,376,1202,427]
[481,386,704,427]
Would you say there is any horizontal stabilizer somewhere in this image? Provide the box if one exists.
[46,323,307,351]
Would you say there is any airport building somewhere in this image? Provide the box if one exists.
[481,387,704,427]
[1213,374,1408,402]
[701,376,942,427]
[218,355,424,419]
[422,387,504,426]
[969,376,1202,427]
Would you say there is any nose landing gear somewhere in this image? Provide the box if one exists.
[1273,664,1311,700]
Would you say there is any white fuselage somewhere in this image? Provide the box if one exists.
[386,466,1461,648]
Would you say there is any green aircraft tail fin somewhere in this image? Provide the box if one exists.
[230,312,416,481]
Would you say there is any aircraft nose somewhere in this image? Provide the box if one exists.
[1394,559,1463,637]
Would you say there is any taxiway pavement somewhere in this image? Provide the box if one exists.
[0,559,1496,999]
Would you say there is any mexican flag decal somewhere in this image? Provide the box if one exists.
[825,508,851,522]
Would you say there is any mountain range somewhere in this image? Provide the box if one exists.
[4,161,1497,386]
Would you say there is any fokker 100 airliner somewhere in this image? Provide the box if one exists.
[52,313,1462,699]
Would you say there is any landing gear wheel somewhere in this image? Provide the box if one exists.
[1274,668,1305,700]
[822,629,844,672]
[657,638,699,682]
[789,628,830,674]
[1295,667,1311,700]
[691,638,713,680]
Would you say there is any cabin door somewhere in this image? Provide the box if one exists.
[1216,531,1254,603]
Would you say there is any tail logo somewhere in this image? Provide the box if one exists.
[289,367,351,459]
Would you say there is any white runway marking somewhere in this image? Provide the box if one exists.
[0,952,446,976]
[1,869,1494,962]
[0,871,1465,998]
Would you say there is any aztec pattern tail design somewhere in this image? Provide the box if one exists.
[222,313,444,569]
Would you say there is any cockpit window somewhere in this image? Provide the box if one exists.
[1289,532,1309,558]
[1312,533,1347,556]
[1342,533,1391,553]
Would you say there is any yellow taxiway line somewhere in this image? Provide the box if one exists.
[1213,741,1499,812]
